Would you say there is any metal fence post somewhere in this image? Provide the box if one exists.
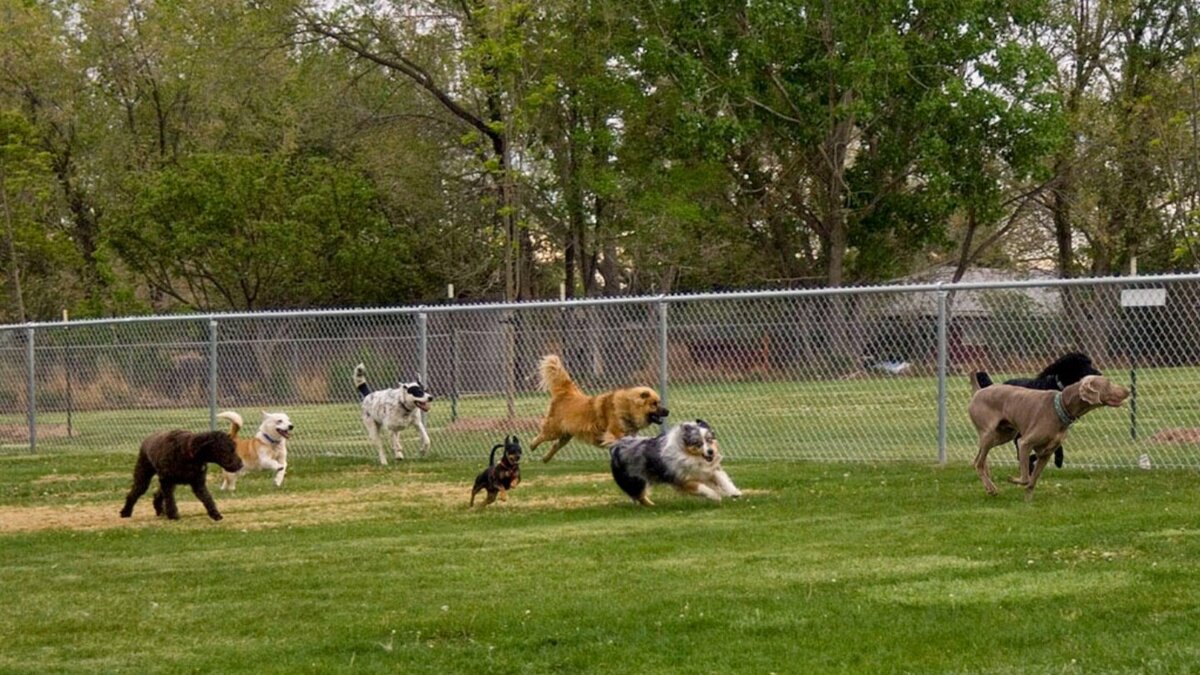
[450,325,460,422]
[936,284,948,464]
[26,327,36,453]
[658,299,669,424]
[417,312,428,385]
[417,312,429,428]
[208,318,218,430]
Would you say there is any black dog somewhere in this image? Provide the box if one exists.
[120,429,244,521]
[974,352,1101,471]
[470,436,522,507]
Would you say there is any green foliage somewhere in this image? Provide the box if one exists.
[0,110,84,322]
[105,154,430,310]
[0,0,1197,312]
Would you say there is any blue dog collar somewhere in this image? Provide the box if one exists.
[1053,391,1075,426]
[260,432,281,444]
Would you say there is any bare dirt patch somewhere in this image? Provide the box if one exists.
[33,471,126,485]
[0,424,71,442]
[1150,428,1200,444]
[0,472,630,534]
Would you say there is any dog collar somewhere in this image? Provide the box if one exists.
[260,432,282,444]
[1053,391,1075,427]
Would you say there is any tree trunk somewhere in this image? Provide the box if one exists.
[0,166,27,323]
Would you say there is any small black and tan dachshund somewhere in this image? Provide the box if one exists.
[470,436,522,507]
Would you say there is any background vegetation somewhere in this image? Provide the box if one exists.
[0,0,1198,322]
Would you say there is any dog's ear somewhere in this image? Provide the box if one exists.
[695,419,709,428]
[1079,376,1103,404]
[180,433,198,462]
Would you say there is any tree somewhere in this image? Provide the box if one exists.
[0,110,83,322]
[106,153,426,311]
[295,0,535,300]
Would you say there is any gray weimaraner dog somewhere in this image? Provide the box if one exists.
[968,375,1129,498]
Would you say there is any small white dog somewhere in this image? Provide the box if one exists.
[609,419,741,506]
[353,363,433,464]
[215,410,293,490]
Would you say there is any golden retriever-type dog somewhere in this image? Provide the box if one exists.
[216,410,293,490]
[968,374,1129,498]
[530,354,669,463]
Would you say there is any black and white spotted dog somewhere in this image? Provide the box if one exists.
[353,363,434,464]
[609,419,742,506]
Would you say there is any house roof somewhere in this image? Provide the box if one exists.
[886,266,1063,317]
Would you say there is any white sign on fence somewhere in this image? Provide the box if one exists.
[1120,288,1167,307]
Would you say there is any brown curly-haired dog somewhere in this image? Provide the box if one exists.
[119,428,244,521]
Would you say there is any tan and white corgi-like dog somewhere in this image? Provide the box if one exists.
[216,410,293,490]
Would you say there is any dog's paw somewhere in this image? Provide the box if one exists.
[119,509,132,518]
[209,513,223,521]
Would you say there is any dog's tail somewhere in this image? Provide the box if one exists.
[971,371,993,392]
[489,442,504,466]
[353,363,371,399]
[538,354,583,399]
[217,410,243,439]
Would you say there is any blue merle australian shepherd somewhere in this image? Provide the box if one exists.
[609,420,742,506]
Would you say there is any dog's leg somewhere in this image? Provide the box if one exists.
[414,415,431,457]
[190,480,224,521]
[637,487,655,507]
[713,470,742,498]
[683,480,723,501]
[120,455,155,517]
[540,435,572,463]
[161,482,181,520]
[483,490,497,507]
[1009,438,1035,486]
[390,430,405,461]
[275,447,288,487]
[470,487,479,507]
[1024,453,1054,500]
[499,487,508,502]
[364,416,388,465]
[256,449,286,486]
[220,471,237,491]
[529,431,549,451]
[973,440,999,496]
[153,488,165,516]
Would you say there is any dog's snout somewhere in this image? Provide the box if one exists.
[286,424,294,431]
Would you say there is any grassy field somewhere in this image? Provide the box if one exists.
[3,451,1200,673]
[6,366,1200,467]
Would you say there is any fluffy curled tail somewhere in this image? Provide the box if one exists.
[538,354,581,398]
[353,363,371,399]
[217,410,243,439]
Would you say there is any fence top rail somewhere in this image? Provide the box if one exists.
[3,271,1197,331]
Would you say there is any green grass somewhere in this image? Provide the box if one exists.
[3,452,1200,673]
[7,365,1200,467]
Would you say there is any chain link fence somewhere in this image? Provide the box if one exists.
[3,274,1200,467]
